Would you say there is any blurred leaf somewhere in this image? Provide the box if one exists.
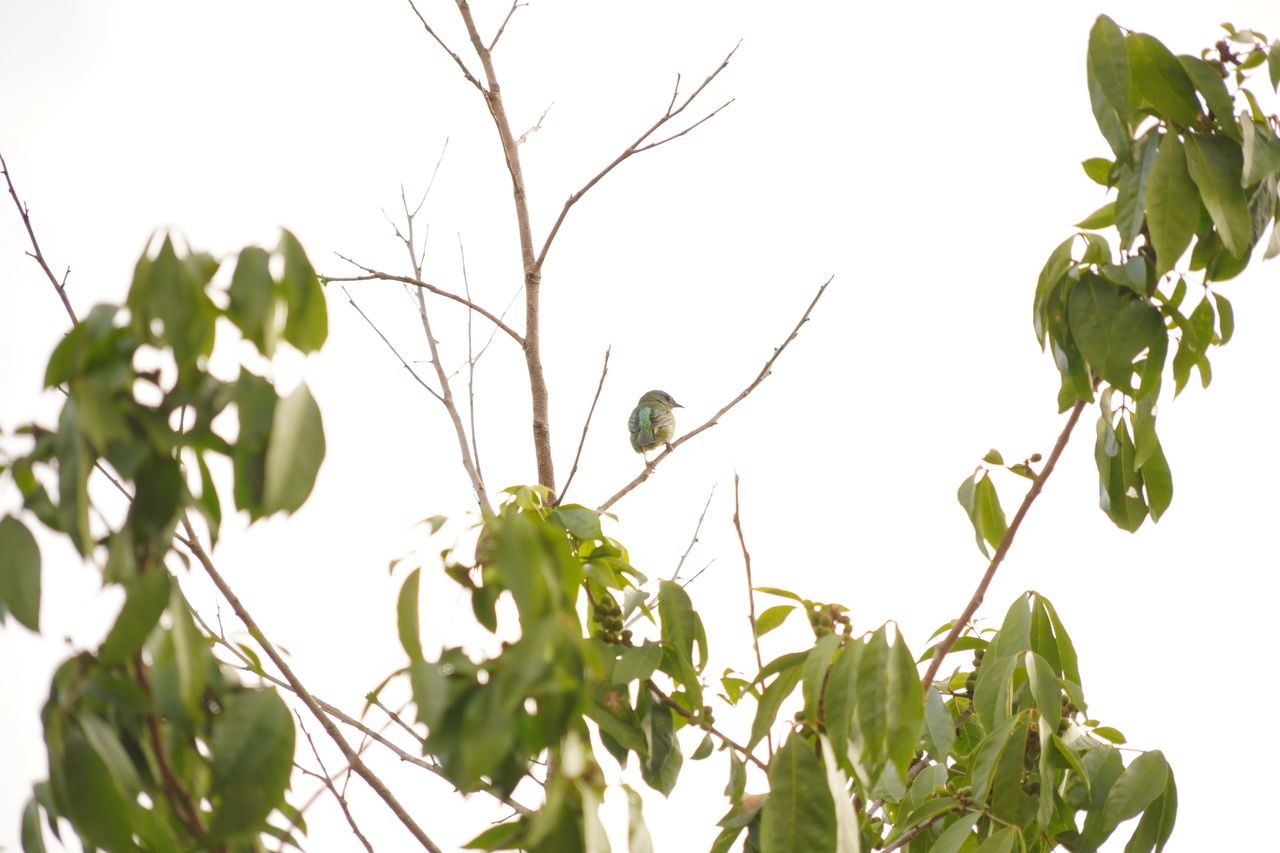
[755,604,796,637]
[1115,134,1159,248]
[52,721,138,852]
[1075,202,1116,230]
[54,401,92,555]
[1145,134,1200,276]
[982,448,1004,465]
[929,812,982,853]
[1094,726,1128,744]
[817,737,860,853]
[397,568,424,663]
[1096,416,1149,532]
[207,688,296,843]
[20,796,47,853]
[1241,118,1280,186]
[1140,436,1173,521]
[278,229,328,353]
[1125,772,1177,853]
[1184,133,1251,257]
[262,382,326,516]
[227,246,276,356]
[168,585,209,721]
[1088,17,1133,138]
[194,451,222,546]
[0,515,41,631]
[1213,292,1235,343]
[1025,651,1062,731]
[1127,33,1203,126]
[614,642,663,684]
[232,370,278,517]
[1082,157,1115,186]
[99,570,171,664]
[624,785,655,853]
[127,454,183,548]
[972,826,1019,853]
[884,630,923,778]
[1270,38,1280,90]
[549,504,602,541]
[760,732,835,852]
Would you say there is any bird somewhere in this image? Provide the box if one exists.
[628,390,682,465]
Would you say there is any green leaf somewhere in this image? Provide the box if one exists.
[749,659,804,753]
[1145,134,1200,276]
[52,721,139,852]
[1082,157,1115,186]
[1094,726,1128,744]
[754,604,796,637]
[20,796,47,853]
[1102,751,1171,837]
[0,515,41,631]
[1176,55,1240,139]
[1096,416,1149,532]
[168,585,209,721]
[397,568,424,663]
[1270,39,1280,91]
[278,229,328,353]
[923,687,955,761]
[1068,274,1165,395]
[640,700,682,796]
[262,381,326,515]
[1033,236,1074,347]
[929,812,981,853]
[1024,651,1061,731]
[1088,16,1133,124]
[1213,292,1234,343]
[1115,133,1159,248]
[232,369,277,517]
[548,504,602,541]
[760,733,836,853]
[1127,33,1203,127]
[884,630,923,778]
[1241,118,1280,186]
[972,826,1019,853]
[99,569,172,664]
[1075,201,1116,230]
[1124,773,1177,853]
[54,400,92,555]
[1140,435,1173,522]
[227,246,276,356]
[195,451,223,546]
[614,642,663,684]
[127,453,183,548]
[1184,133,1251,257]
[957,471,1007,557]
[207,688,296,843]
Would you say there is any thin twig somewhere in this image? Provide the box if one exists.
[458,235,485,484]
[1,153,78,323]
[294,713,375,853]
[487,0,524,51]
[645,679,768,772]
[412,278,491,511]
[177,520,446,853]
[342,286,443,402]
[328,260,523,345]
[533,45,738,273]
[881,809,965,852]
[919,399,1089,689]
[623,484,717,630]
[731,474,770,758]
[554,346,611,507]
[598,278,831,512]
[405,0,484,90]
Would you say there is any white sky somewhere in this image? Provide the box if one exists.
[2,1,1278,851]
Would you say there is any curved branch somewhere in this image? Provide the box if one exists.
[328,260,523,346]
[918,399,1089,689]
[533,44,740,273]
[597,278,831,512]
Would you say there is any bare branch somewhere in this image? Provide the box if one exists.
[457,235,486,486]
[598,277,831,512]
[673,484,715,581]
[487,0,524,51]
[554,346,610,507]
[731,474,770,758]
[328,259,523,345]
[2,153,78,323]
[294,713,375,853]
[342,286,443,402]
[176,520,446,853]
[533,43,740,273]
[405,0,484,90]
[918,399,1088,689]
[516,102,554,146]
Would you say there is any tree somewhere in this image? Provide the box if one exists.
[3,5,1280,852]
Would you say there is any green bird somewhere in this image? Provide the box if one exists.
[628,390,682,464]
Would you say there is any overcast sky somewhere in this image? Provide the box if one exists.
[3,2,1279,851]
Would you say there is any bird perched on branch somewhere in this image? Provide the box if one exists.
[628,390,682,465]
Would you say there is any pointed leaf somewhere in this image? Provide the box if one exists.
[0,515,41,631]
[99,569,172,664]
[207,688,296,843]
[1127,33,1203,127]
[262,382,326,515]
[1146,134,1200,276]
[1102,751,1171,837]
[278,229,328,353]
[397,568,424,663]
[1185,133,1251,257]
[760,733,836,853]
